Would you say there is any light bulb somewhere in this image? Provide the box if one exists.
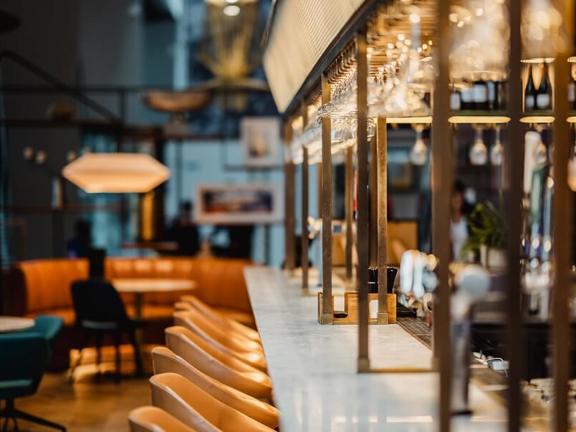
[469,127,487,165]
[223,4,240,16]
[490,127,503,166]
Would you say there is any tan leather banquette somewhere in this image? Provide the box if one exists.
[3,257,254,368]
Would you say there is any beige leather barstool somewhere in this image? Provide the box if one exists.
[128,406,197,432]
[178,296,261,342]
[150,373,275,432]
[165,326,272,400]
[173,310,262,353]
[152,347,279,428]
[173,312,267,371]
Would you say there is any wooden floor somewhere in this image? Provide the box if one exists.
[9,372,150,431]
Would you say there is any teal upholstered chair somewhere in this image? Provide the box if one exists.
[0,315,66,431]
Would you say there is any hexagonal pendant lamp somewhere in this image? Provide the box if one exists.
[62,153,170,193]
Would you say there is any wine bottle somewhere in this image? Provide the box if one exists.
[450,85,461,111]
[496,81,507,111]
[536,62,552,110]
[460,85,473,110]
[524,65,536,112]
[472,79,488,110]
[487,80,496,110]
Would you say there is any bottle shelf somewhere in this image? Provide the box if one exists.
[384,116,432,124]
[520,115,555,125]
[449,114,510,124]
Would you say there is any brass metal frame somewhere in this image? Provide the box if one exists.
[356,27,371,371]
[505,1,525,430]
[430,2,452,430]
[345,146,354,281]
[320,72,334,324]
[551,1,574,430]
[284,123,295,272]
[301,104,310,290]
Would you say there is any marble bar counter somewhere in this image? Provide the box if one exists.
[244,266,512,432]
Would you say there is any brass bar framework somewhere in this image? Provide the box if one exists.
[506,0,525,430]
[345,146,354,281]
[284,123,296,271]
[376,117,388,324]
[356,27,370,371]
[551,1,574,429]
[431,0,452,430]
[302,146,310,289]
[320,73,333,323]
[302,104,310,290]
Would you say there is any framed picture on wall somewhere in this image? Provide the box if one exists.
[195,183,283,224]
[240,117,281,167]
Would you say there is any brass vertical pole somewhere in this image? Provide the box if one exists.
[284,123,296,271]
[345,146,354,281]
[302,146,310,289]
[431,0,452,430]
[376,117,388,324]
[320,73,333,323]
[551,1,574,429]
[302,104,310,290]
[506,0,524,430]
[356,28,370,371]
[370,131,378,267]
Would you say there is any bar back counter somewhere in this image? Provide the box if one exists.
[245,267,508,431]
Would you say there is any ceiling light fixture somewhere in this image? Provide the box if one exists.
[62,153,170,193]
[223,5,240,16]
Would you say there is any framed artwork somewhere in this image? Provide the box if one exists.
[195,183,283,224]
[240,117,281,167]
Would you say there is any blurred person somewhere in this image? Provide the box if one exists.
[167,201,200,256]
[67,219,93,258]
[451,180,473,261]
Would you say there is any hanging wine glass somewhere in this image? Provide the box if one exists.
[490,125,504,166]
[469,125,488,165]
[410,124,428,165]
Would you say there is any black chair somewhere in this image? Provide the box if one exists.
[70,279,144,381]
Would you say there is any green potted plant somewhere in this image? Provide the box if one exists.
[462,201,507,269]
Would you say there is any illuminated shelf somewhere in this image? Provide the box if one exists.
[521,57,555,64]
[448,115,510,124]
[384,116,432,124]
[520,116,555,124]
[567,116,576,123]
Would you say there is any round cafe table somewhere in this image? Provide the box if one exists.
[112,278,197,321]
[0,316,35,333]
[113,278,197,348]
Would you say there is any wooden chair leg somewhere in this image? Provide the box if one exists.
[69,332,89,383]
[113,332,121,383]
[95,333,102,381]
[128,330,144,377]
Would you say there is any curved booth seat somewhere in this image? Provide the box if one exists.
[152,347,278,428]
[129,406,197,432]
[177,296,261,342]
[150,373,274,432]
[173,312,267,371]
[2,257,255,368]
[165,326,272,400]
